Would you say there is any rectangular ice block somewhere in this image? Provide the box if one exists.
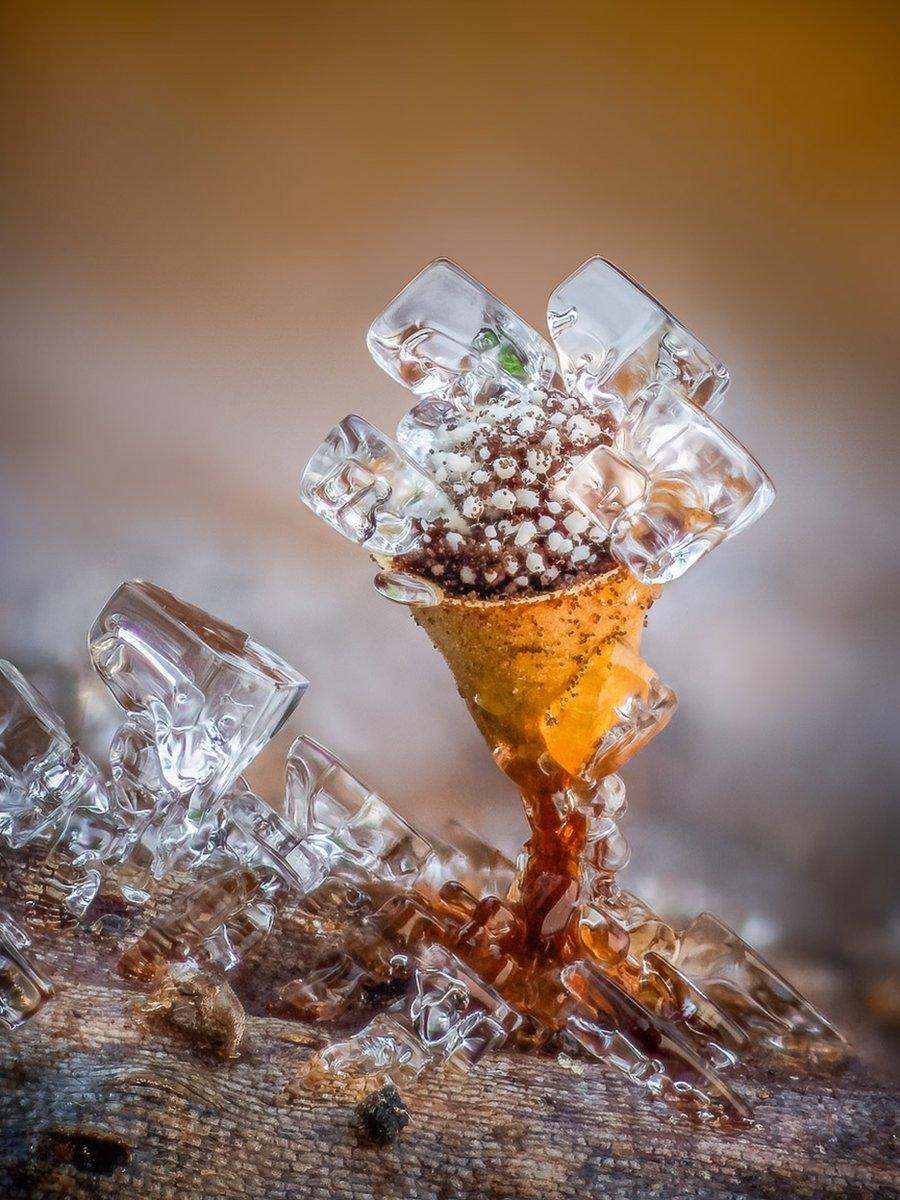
[300,415,457,555]
[368,258,557,406]
[0,660,109,850]
[90,581,308,797]
[548,257,730,415]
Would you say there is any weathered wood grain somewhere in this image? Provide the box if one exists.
[1,877,898,1200]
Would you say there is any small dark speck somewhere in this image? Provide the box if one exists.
[356,1083,410,1145]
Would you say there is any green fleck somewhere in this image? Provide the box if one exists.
[473,327,500,350]
[497,340,527,377]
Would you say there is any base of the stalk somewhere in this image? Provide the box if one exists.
[2,883,889,1200]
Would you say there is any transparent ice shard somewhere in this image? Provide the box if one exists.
[310,945,520,1086]
[0,910,54,1030]
[367,258,556,412]
[645,951,748,1071]
[563,383,775,583]
[225,787,332,893]
[276,952,376,1022]
[562,774,632,894]
[91,581,308,797]
[284,736,433,887]
[313,1013,434,1087]
[547,257,730,417]
[584,675,678,781]
[373,569,443,608]
[107,715,184,878]
[92,581,307,880]
[409,944,521,1068]
[540,640,677,782]
[421,820,516,900]
[0,660,109,850]
[562,959,750,1120]
[605,889,681,964]
[0,660,119,915]
[300,415,457,555]
[118,866,279,980]
[671,912,847,1062]
[557,444,649,539]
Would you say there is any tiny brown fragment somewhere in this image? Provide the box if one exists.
[141,962,246,1058]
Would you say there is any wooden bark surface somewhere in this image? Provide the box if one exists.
[1,874,899,1200]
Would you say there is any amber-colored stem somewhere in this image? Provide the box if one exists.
[512,771,587,956]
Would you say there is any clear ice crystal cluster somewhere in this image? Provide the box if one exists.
[285,256,840,1122]
[301,255,773,591]
[92,581,307,883]
[0,581,306,922]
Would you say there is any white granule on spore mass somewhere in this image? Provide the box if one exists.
[566,414,604,444]
[563,510,590,536]
[444,452,473,475]
[526,448,551,475]
[490,488,516,512]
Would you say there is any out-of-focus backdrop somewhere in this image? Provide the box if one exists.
[2,4,898,1057]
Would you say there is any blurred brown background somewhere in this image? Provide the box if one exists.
[1,3,898,1048]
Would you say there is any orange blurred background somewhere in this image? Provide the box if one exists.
[1,3,898,1047]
